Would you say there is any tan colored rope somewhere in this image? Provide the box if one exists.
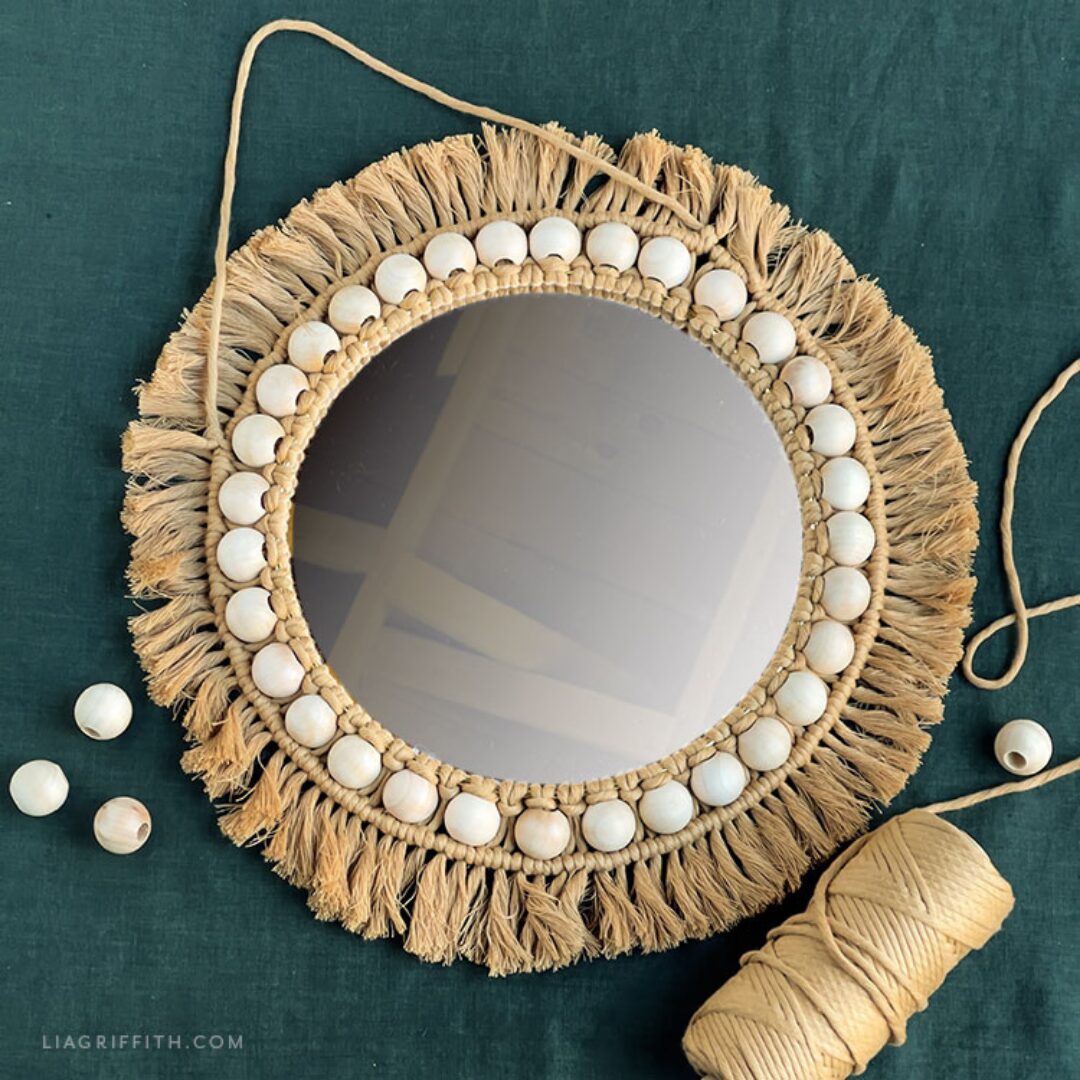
[961,356,1080,689]
[684,760,1080,1079]
[684,807,1017,1079]
[203,18,704,441]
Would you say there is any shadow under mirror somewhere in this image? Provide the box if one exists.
[292,294,802,783]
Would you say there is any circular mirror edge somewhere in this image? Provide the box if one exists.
[204,210,890,873]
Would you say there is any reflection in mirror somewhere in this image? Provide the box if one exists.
[292,295,802,783]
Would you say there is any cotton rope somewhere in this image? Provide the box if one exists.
[202,18,703,442]
[685,360,1078,1077]
[961,356,1080,690]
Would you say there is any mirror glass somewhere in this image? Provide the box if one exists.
[292,295,802,783]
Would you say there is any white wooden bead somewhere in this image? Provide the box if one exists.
[444,792,501,846]
[93,797,151,855]
[216,527,266,583]
[255,364,308,418]
[821,566,872,622]
[225,587,277,643]
[328,285,381,334]
[514,808,571,860]
[217,471,269,525]
[231,413,284,468]
[528,216,582,262]
[327,734,382,790]
[374,253,427,304]
[775,670,830,727]
[690,752,749,807]
[250,641,304,699]
[737,717,793,772]
[287,321,340,373]
[804,620,856,675]
[994,719,1052,777]
[73,683,132,741]
[423,232,477,280]
[807,404,857,457]
[639,780,694,835]
[382,770,439,824]
[474,220,528,268]
[9,760,68,817]
[581,799,637,852]
[585,222,639,271]
[742,311,797,364]
[693,268,747,320]
[827,511,876,566]
[821,457,870,511]
[781,355,832,407]
[284,694,337,748]
[637,236,692,288]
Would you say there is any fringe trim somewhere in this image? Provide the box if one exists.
[123,126,977,974]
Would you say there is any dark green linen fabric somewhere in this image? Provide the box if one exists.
[1,2,1078,1077]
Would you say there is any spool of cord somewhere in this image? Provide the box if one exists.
[683,809,1014,1079]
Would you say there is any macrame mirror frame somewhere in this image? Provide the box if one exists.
[123,118,977,974]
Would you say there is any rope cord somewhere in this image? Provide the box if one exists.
[202,18,704,439]
[961,356,1080,689]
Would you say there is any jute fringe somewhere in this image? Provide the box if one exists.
[123,125,977,974]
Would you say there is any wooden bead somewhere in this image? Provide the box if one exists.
[638,236,692,288]
[423,232,477,280]
[224,586,277,643]
[327,285,381,334]
[9,760,68,817]
[781,355,832,407]
[827,511,876,566]
[474,220,528,268]
[528,216,582,262]
[693,268,747,320]
[250,641,304,699]
[216,527,266,583]
[804,620,856,675]
[775,670,829,727]
[284,694,337,748]
[326,734,382,790]
[73,683,132,741]
[639,781,694,835]
[374,253,427,304]
[821,456,870,511]
[691,752,749,807]
[514,808,571,860]
[444,792,501,846]
[217,471,269,525]
[255,363,308,417]
[994,719,1052,777]
[382,770,438,824]
[231,413,284,468]
[821,566,872,622]
[585,222,639,271]
[742,311,797,364]
[93,797,151,855]
[287,321,340,373]
[807,404,857,457]
[581,799,637,852]
[737,717,793,772]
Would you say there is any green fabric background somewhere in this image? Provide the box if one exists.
[1,2,1077,1077]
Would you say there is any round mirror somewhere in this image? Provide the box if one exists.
[292,294,801,783]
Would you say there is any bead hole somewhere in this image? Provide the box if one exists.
[137,823,149,841]
[1006,750,1026,770]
